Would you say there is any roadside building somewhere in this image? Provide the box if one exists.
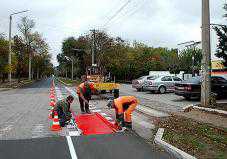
[211,60,227,79]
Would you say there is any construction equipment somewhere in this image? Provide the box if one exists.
[86,65,120,98]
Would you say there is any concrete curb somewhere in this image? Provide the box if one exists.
[0,80,34,92]
[183,104,227,116]
[0,88,12,92]
[136,105,169,117]
[154,128,197,159]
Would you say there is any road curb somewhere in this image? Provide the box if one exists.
[154,128,197,159]
[136,105,169,117]
[183,104,227,116]
[0,80,35,92]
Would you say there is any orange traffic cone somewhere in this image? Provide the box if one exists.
[48,109,53,119]
[49,100,56,107]
[50,96,55,100]
[50,112,62,131]
[49,94,55,98]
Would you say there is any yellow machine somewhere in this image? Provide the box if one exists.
[86,65,120,97]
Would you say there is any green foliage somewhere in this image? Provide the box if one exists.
[57,30,202,81]
[214,26,227,67]
[179,48,202,74]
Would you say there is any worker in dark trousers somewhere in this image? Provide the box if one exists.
[107,96,139,129]
[53,95,74,127]
[77,75,96,114]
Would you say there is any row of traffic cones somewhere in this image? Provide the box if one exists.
[49,80,62,131]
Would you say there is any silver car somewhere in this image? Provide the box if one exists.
[132,75,157,91]
[143,76,182,93]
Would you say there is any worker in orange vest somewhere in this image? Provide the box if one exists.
[77,75,96,114]
[107,96,139,129]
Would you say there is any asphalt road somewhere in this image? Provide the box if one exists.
[0,78,172,159]
[0,132,172,159]
[0,78,55,140]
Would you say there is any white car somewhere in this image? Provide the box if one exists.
[132,75,157,91]
[143,76,182,93]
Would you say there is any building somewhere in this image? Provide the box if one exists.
[211,60,227,78]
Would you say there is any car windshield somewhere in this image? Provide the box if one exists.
[147,76,158,80]
[137,76,146,80]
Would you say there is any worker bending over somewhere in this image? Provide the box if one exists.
[53,95,74,127]
[77,75,96,114]
[107,96,139,129]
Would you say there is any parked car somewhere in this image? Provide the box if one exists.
[132,75,157,91]
[143,76,182,93]
[175,76,227,99]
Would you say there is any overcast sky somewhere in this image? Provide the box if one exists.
[0,0,226,66]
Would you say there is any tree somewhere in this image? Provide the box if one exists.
[178,48,202,74]
[0,37,9,82]
[17,17,35,80]
[214,26,227,67]
[13,35,27,82]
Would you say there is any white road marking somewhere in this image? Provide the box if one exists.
[92,109,101,112]
[105,117,112,120]
[90,107,96,110]
[100,113,107,116]
[69,131,80,136]
[65,87,77,98]
[31,124,46,138]
[66,136,78,159]
[0,125,13,134]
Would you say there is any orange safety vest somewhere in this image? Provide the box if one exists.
[77,82,95,96]
[114,96,138,111]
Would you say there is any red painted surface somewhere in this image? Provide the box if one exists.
[75,113,118,135]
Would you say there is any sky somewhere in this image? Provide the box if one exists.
[0,0,226,66]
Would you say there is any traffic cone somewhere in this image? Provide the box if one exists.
[50,112,62,131]
[50,95,55,100]
[48,109,53,119]
[49,94,55,98]
[49,100,56,107]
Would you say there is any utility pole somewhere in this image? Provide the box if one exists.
[201,0,211,107]
[8,10,29,83]
[28,47,32,80]
[91,29,96,66]
[71,59,74,81]
[65,56,73,81]
[8,15,12,83]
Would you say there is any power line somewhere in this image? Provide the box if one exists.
[103,0,132,27]
[105,0,147,29]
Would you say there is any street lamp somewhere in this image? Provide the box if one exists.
[8,10,29,83]
[65,56,74,81]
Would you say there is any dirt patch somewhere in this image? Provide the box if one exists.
[157,115,227,159]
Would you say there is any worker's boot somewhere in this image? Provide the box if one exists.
[116,114,125,127]
[85,103,91,114]
[125,122,132,129]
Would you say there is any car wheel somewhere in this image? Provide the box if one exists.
[136,88,141,92]
[184,96,191,100]
[159,86,166,94]
[141,87,144,92]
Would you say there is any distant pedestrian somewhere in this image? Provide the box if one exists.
[77,75,96,114]
[107,96,139,129]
